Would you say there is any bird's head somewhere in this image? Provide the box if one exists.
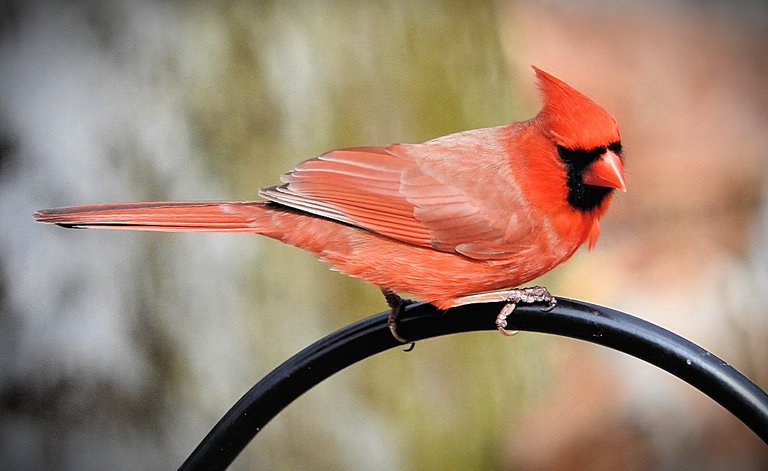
[532,66,626,213]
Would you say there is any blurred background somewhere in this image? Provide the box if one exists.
[1,0,767,469]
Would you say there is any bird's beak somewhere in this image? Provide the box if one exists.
[582,150,626,191]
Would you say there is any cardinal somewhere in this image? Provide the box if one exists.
[34,66,625,342]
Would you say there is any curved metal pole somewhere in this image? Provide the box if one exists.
[179,298,768,470]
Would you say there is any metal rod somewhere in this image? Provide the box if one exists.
[179,298,768,470]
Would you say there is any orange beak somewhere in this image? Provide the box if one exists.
[582,150,626,191]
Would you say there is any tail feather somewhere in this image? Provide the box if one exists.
[33,201,268,232]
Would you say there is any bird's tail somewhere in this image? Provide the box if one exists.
[33,201,269,232]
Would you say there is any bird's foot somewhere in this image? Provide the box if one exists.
[495,286,556,336]
[382,288,415,347]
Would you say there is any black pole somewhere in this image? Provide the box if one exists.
[179,298,768,470]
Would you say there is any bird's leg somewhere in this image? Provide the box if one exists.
[381,288,413,344]
[495,286,556,336]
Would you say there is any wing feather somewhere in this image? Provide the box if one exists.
[259,143,528,259]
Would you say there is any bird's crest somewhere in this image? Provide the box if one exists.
[533,66,620,150]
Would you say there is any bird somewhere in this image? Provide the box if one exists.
[34,66,625,342]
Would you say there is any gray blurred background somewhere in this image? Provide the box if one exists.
[1,1,767,469]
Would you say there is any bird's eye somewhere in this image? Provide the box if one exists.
[557,145,593,162]
[558,143,621,165]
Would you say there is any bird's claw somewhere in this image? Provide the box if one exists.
[382,288,414,347]
[387,312,410,344]
[542,296,557,312]
[495,302,519,336]
[496,286,555,336]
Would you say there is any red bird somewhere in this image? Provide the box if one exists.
[34,67,625,341]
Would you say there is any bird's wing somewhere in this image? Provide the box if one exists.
[259,145,531,260]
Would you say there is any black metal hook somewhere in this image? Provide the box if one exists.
[179,298,768,470]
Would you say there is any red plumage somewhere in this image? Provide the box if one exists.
[35,66,625,311]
